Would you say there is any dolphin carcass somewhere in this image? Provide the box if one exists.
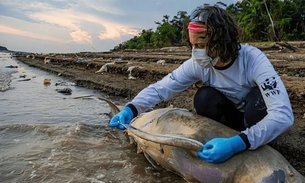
[99,97,305,183]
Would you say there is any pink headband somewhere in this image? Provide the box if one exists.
[188,22,207,33]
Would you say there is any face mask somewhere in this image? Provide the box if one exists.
[192,48,218,68]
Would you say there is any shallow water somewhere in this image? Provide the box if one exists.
[0,52,183,183]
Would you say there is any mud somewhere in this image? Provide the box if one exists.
[13,42,305,175]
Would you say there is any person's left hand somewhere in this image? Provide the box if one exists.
[197,135,246,163]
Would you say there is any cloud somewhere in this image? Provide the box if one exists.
[24,3,139,41]
[98,22,139,40]
[70,30,92,43]
[82,0,125,15]
[1,1,140,42]
[0,25,63,42]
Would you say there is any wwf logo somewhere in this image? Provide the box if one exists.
[260,76,280,97]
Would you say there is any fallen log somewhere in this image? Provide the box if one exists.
[276,41,298,52]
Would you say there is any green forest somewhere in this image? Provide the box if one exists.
[112,0,305,51]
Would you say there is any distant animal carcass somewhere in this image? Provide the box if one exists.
[156,60,166,65]
[26,54,35,59]
[44,57,52,64]
[127,66,144,80]
[95,62,115,73]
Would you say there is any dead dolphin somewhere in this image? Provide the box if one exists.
[98,97,305,183]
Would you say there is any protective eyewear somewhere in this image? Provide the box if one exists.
[190,6,209,24]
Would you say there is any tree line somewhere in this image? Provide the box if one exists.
[0,46,8,51]
[112,0,305,51]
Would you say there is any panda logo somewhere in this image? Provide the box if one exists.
[261,77,277,91]
[261,76,280,97]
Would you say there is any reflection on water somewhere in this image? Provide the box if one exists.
[0,53,183,183]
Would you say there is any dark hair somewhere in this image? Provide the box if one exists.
[192,6,241,63]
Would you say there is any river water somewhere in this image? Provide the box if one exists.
[0,52,182,183]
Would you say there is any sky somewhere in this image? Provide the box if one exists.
[0,0,236,53]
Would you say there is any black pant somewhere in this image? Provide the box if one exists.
[193,86,267,131]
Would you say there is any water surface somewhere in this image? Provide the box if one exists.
[0,52,182,183]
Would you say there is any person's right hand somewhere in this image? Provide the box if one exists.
[109,106,134,130]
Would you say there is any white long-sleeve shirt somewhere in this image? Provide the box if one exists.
[128,44,293,150]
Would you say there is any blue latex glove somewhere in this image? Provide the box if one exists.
[197,135,246,163]
[109,106,134,130]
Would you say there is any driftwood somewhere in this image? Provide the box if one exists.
[276,41,298,52]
